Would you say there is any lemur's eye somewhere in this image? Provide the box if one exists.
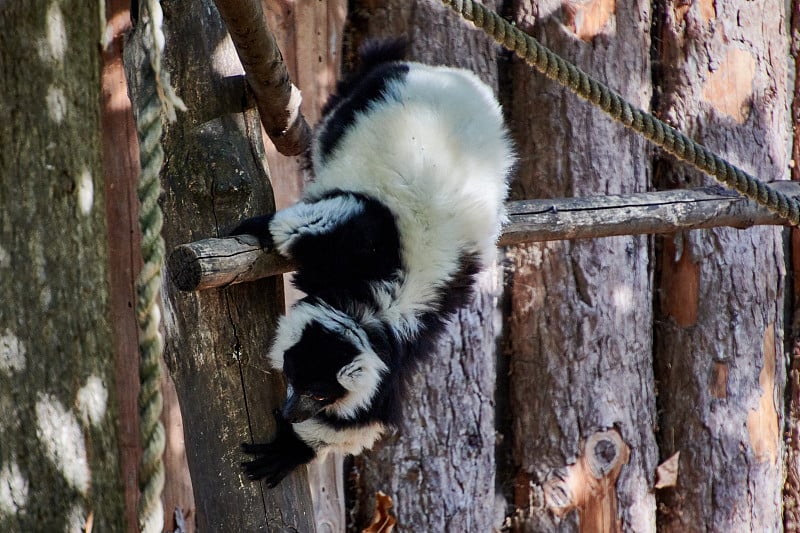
[311,394,328,403]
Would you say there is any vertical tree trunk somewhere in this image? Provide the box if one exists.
[505,1,657,531]
[345,2,503,531]
[0,1,126,531]
[124,1,316,530]
[786,4,800,531]
[652,1,789,530]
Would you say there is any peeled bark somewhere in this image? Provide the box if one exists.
[652,1,789,530]
[505,1,658,530]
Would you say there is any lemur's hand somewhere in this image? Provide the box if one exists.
[240,410,315,488]
[229,214,274,249]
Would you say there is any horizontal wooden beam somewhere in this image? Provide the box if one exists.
[168,182,798,291]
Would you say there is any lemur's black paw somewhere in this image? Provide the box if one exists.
[229,215,274,249]
[240,410,316,488]
[240,442,295,488]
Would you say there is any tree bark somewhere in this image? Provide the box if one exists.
[345,2,503,531]
[0,1,125,530]
[652,1,789,530]
[505,1,657,531]
[123,1,316,530]
[787,4,800,531]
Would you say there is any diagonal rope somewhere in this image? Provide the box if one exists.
[132,2,185,532]
[439,0,800,226]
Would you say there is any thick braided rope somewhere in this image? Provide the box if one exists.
[440,0,800,225]
[135,71,166,533]
[134,1,185,531]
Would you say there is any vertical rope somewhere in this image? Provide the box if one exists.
[133,2,185,532]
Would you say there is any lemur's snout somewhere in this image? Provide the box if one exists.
[282,393,325,423]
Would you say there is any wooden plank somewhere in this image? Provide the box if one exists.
[100,3,143,530]
[167,183,800,292]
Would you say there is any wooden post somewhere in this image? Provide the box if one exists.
[505,1,658,530]
[785,3,800,531]
[0,1,126,529]
[652,0,788,530]
[123,0,316,530]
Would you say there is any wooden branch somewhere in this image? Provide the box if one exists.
[213,0,311,155]
[168,234,294,291]
[168,183,800,291]
[499,181,798,246]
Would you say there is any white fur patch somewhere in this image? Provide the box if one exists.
[269,300,388,419]
[293,418,385,456]
[269,195,365,256]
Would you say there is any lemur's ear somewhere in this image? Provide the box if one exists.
[337,352,386,392]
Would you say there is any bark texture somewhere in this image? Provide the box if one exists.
[123,1,316,530]
[786,4,800,531]
[0,1,125,530]
[652,1,790,530]
[345,2,503,530]
[505,1,658,530]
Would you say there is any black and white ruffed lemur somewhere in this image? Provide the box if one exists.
[231,40,515,487]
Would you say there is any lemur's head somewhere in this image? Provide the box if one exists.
[268,299,388,423]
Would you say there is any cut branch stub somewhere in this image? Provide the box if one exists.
[167,235,295,291]
[543,429,630,533]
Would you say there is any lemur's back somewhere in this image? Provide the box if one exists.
[306,55,514,327]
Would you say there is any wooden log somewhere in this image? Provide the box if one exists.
[652,0,789,530]
[212,0,310,156]
[168,183,800,292]
[124,0,316,530]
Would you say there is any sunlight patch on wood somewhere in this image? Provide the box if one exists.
[563,0,616,41]
[746,323,779,464]
[702,48,756,124]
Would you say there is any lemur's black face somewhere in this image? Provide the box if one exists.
[281,322,358,423]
